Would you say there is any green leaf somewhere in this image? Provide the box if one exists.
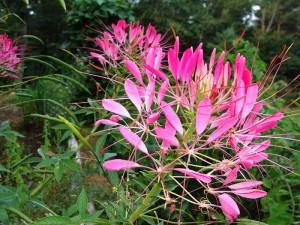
[99,202,116,222]
[51,124,69,130]
[141,217,156,225]
[236,219,269,225]
[42,56,84,78]
[28,200,57,215]
[96,0,105,5]
[81,218,113,225]
[65,204,77,217]
[31,114,61,123]
[58,115,92,151]
[53,161,64,182]
[5,207,33,224]
[33,216,78,225]
[103,152,117,161]
[0,164,12,173]
[63,159,81,173]
[77,188,88,216]
[0,208,9,224]
[20,35,44,44]
[60,129,73,142]
[25,58,56,70]
[36,159,56,169]
[46,99,79,126]
[53,74,91,95]
[96,134,107,151]
[21,157,41,164]
[22,0,29,4]
[107,171,120,186]
[57,0,67,11]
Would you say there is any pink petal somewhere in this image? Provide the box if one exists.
[125,79,143,112]
[103,159,143,171]
[173,168,212,183]
[173,36,179,54]
[228,181,263,190]
[157,81,169,104]
[241,159,254,168]
[179,48,193,81]
[145,80,155,112]
[248,153,268,163]
[209,48,216,71]
[102,99,131,118]
[229,136,238,152]
[95,119,119,127]
[250,140,270,153]
[144,64,169,82]
[206,117,238,144]
[218,194,240,224]
[165,120,176,135]
[154,127,179,146]
[213,51,225,83]
[241,84,258,119]
[118,126,148,154]
[110,115,122,122]
[233,189,267,199]
[183,50,198,83]
[254,121,278,133]
[124,60,144,85]
[90,52,107,64]
[242,67,252,87]
[196,98,212,135]
[146,112,160,124]
[230,94,237,117]
[223,166,240,186]
[168,49,179,80]
[235,80,245,116]
[161,101,183,135]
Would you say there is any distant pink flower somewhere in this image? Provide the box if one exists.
[0,34,20,79]
[90,20,163,68]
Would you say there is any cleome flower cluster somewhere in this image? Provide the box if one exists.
[0,33,20,79]
[91,20,284,223]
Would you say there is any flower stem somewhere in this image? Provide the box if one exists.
[128,182,161,224]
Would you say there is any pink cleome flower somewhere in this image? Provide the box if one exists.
[0,34,20,79]
[91,20,291,224]
[90,20,163,69]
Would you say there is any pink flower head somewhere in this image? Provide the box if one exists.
[0,34,20,79]
[91,20,163,69]
[89,21,295,224]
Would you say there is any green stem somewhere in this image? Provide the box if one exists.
[58,115,113,186]
[5,207,33,224]
[128,182,161,224]
[30,176,52,197]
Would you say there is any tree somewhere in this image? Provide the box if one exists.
[132,0,252,49]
